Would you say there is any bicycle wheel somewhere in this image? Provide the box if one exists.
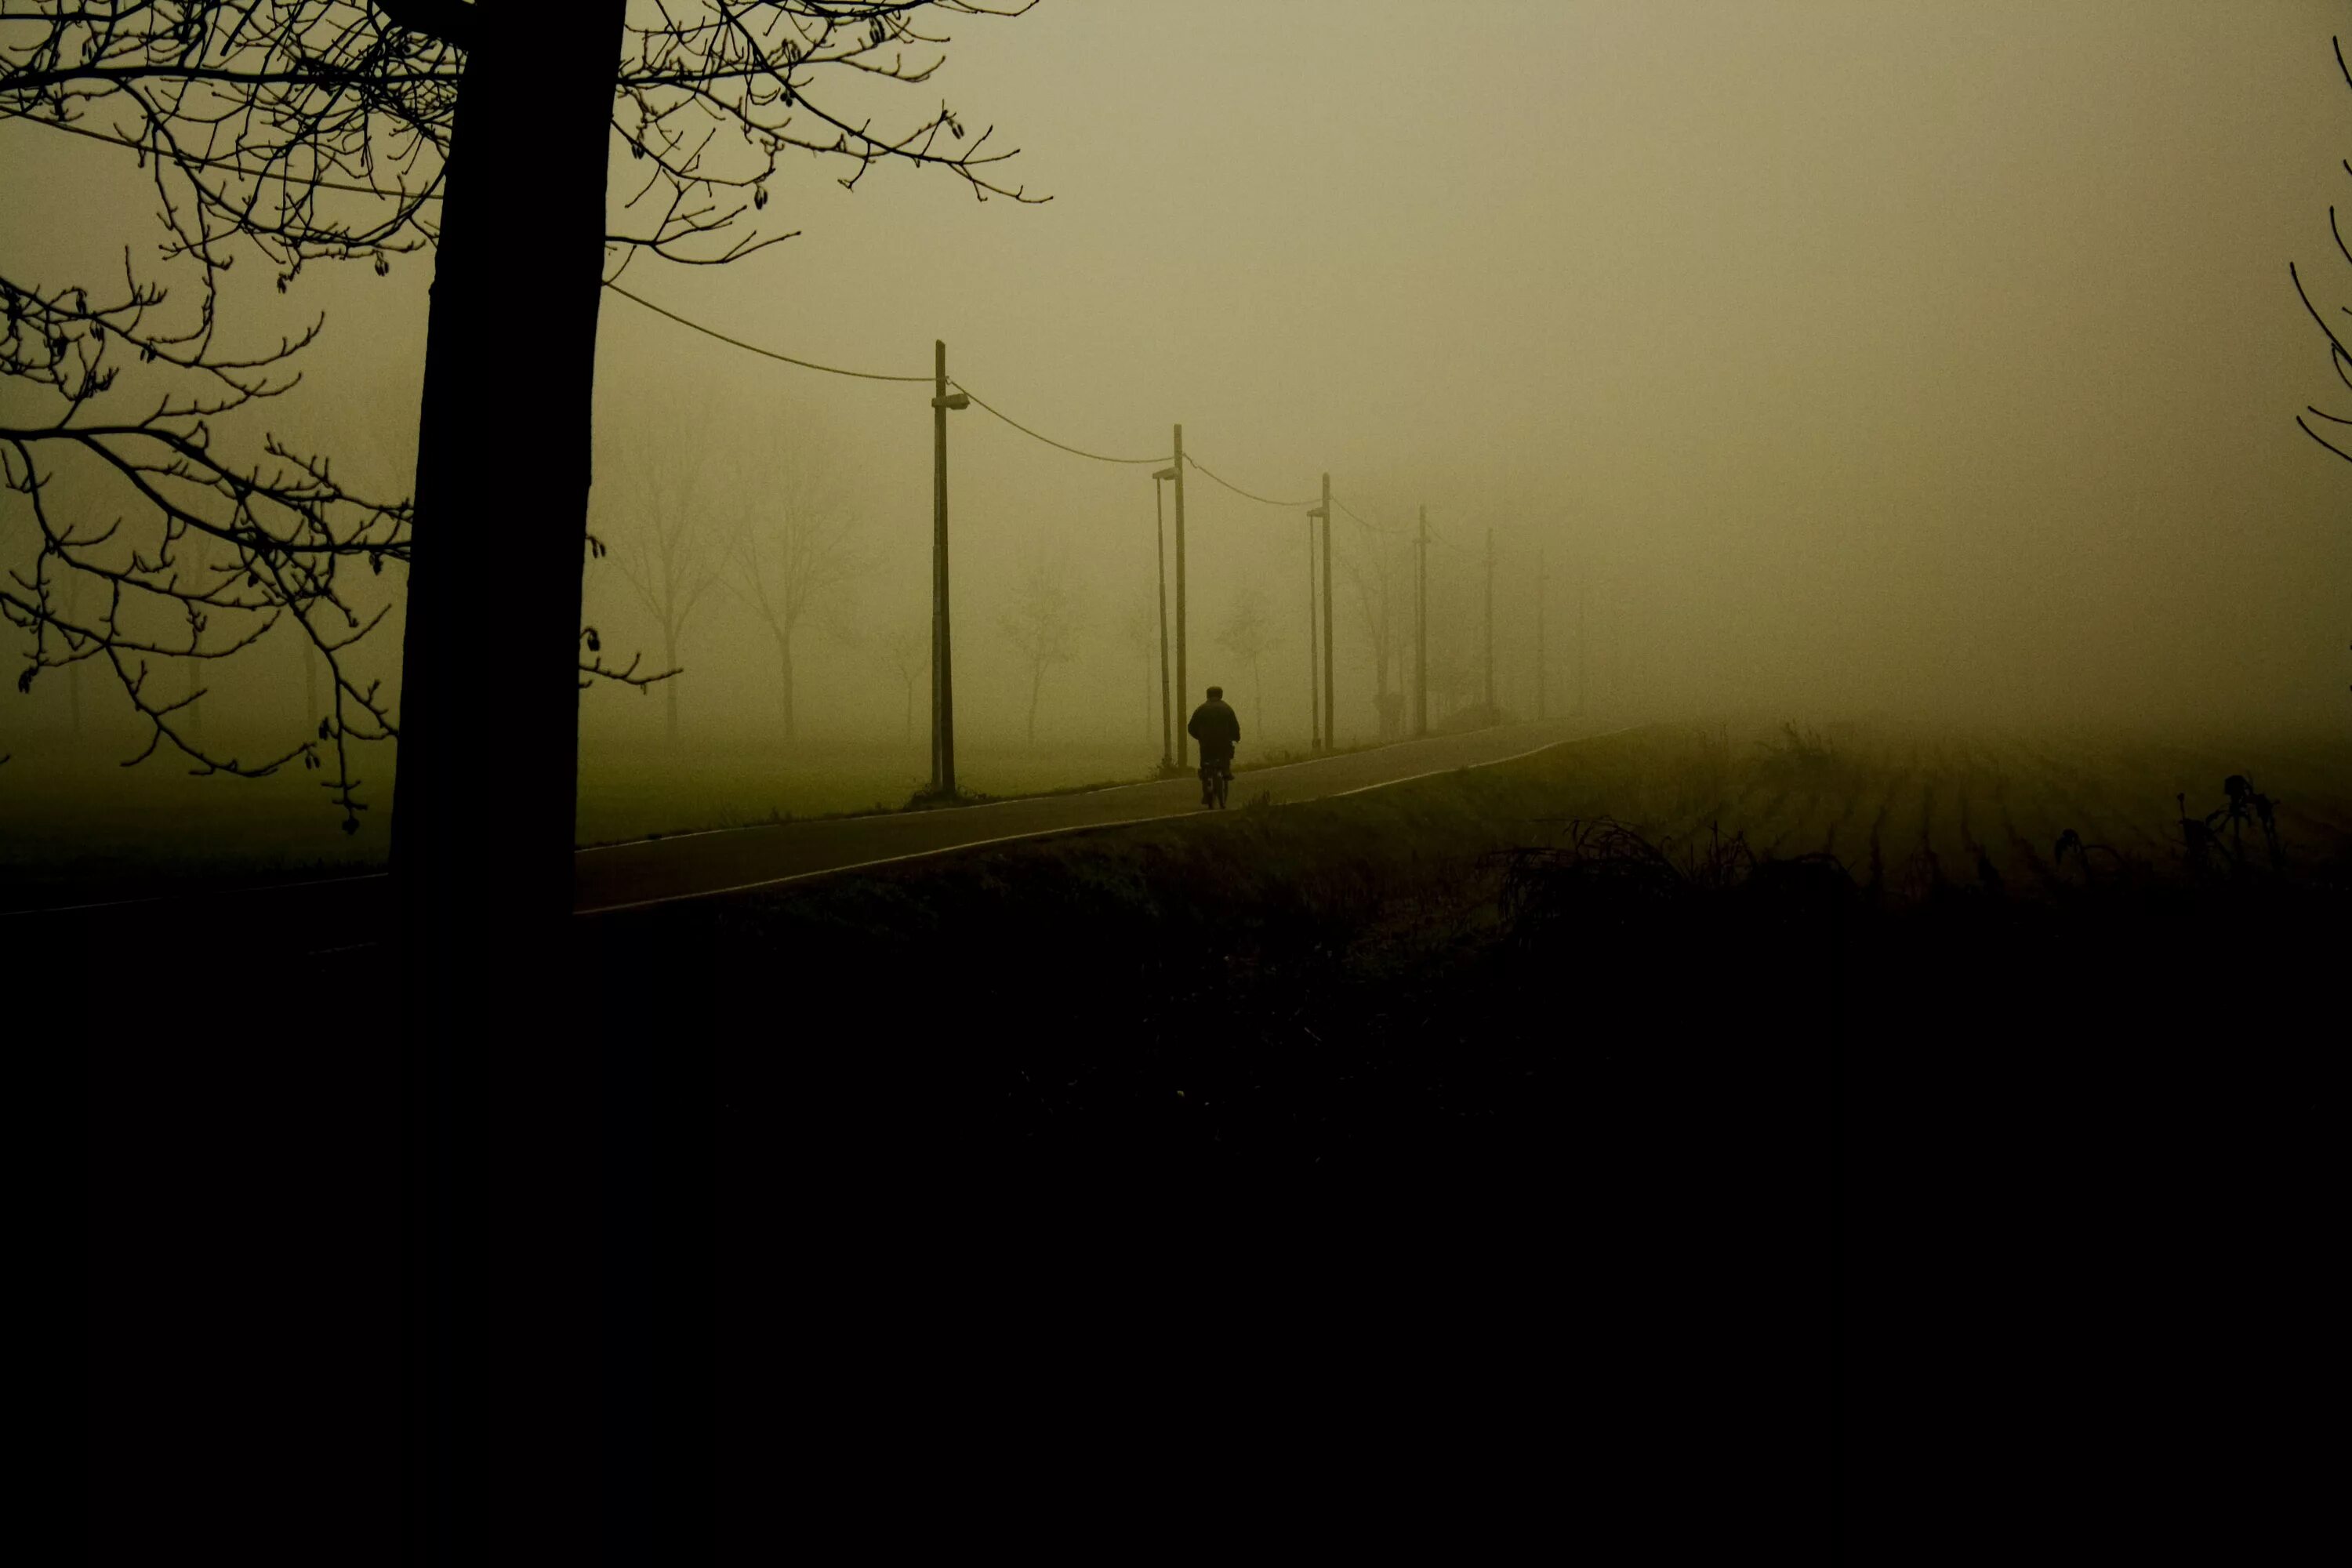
[1215,769,1230,808]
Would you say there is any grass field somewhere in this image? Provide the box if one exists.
[0,732,1175,906]
[73,714,2347,1555]
[608,715,2352,1178]
[651,716,2343,1547]
[12,715,2344,909]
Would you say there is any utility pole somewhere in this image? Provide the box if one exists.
[930,339,969,797]
[1173,423,1189,770]
[1304,508,1320,750]
[1154,466,1178,771]
[1379,548,1394,737]
[1536,546,1547,722]
[1577,575,1588,717]
[1415,504,1428,738]
[1483,526,1496,717]
[1320,471,1334,750]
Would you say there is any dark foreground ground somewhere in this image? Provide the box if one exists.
[71,723,2349,1559]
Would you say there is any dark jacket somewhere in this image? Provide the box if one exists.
[1187,698,1240,763]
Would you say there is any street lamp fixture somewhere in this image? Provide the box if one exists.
[934,390,971,411]
[1153,466,1178,482]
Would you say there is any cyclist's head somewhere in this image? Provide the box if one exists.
[1207,686,1223,700]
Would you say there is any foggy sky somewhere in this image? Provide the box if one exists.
[3,0,2347,775]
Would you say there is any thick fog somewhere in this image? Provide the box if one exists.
[4,0,2347,835]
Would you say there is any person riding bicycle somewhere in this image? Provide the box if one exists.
[1186,685,1240,808]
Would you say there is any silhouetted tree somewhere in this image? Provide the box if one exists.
[1342,518,1409,724]
[1120,589,1157,746]
[999,552,1084,744]
[728,443,867,743]
[4,6,1042,1553]
[881,618,927,745]
[2292,27,2352,464]
[609,455,721,746]
[1217,585,1280,736]
[2,262,409,825]
[2,1,1038,967]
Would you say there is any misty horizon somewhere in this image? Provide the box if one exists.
[5,0,2347,845]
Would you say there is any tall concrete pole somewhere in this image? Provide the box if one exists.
[1155,474,1174,770]
[929,349,942,789]
[1415,504,1428,738]
[1173,424,1189,770]
[931,339,960,797]
[1305,510,1320,750]
[1536,546,1548,722]
[1577,575,1588,717]
[1320,471,1334,750]
[1483,527,1496,716]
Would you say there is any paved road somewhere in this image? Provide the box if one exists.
[577,717,1605,913]
[13,719,1614,951]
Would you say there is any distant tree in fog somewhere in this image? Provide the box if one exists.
[999,553,1087,745]
[880,620,927,746]
[610,453,722,746]
[728,446,868,743]
[1217,586,1281,735]
[1342,522,1410,728]
[1120,590,1158,748]
[1422,579,1484,724]
[2292,27,2351,464]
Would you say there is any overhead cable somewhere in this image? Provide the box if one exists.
[947,380,1168,465]
[607,289,1171,463]
[1181,452,1316,509]
[36,112,1519,530]
[1330,494,1404,535]
[603,283,934,383]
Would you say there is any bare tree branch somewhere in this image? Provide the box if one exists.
[2294,27,2352,464]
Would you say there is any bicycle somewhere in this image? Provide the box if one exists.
[1199,757,1232,810]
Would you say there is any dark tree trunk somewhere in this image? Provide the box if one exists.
[387,9,630,1562]
[775,626,797,742]
[1028,666,1044,744]
[663,626,681,743]
[390,6,620,1016]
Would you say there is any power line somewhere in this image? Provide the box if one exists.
[603,284,932,383]
[1181,452,1316,509]
[27,104,1559,590]
[609,288,1171,463]
[1419,514,1479,557]
[1330,493,1404,536]
[30,110,1489,516]
[946,379,1167,465]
